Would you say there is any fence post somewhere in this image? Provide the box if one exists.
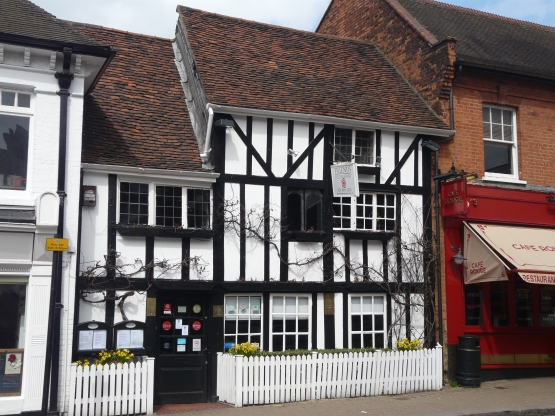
[435,343,443,390]
[235,355,244,408]
[146,357,155,414]
[216,352,223,400]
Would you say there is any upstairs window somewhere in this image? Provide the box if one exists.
[333,128,374,165]
[483,106,517,178]
[333,193,396,231]
[1,89,32,191]
[286,189,323,232]
[119,181,211,228]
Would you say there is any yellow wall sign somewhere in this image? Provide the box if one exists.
[45,238,68,252]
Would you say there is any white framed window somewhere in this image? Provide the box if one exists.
[333,128,375,165]
[0,282,27,349]
[333,193,396,231]
[483,105,518,179]
[224,295,262,351]
[118,180,212,228]
[1,89,33,191]
[348,294,387,349]
[270,294,311,351]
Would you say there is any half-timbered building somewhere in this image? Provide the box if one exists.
[74,7,452,404]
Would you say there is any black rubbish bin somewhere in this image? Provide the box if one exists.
[456,334,481,387]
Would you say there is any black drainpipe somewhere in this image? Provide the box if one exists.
[41,47,73,416]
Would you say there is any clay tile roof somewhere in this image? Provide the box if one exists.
[71,23,203,172]
[178,6,447,131]
[0,0,109,52]
[395,0,555,79]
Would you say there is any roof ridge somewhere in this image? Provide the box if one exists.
[414,0,555,33]
[67,20,173,41]
[177,5,398,48]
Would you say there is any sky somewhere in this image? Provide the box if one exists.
[31,0,555,39]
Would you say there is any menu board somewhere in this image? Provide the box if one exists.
[116,329,144,349]
[515,284,533,326]
[465,285,482,326]
[0,349,23,396]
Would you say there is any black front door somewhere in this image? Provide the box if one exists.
[155,294,209,404]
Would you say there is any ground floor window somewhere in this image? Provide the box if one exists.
[270,295,310,351]
[224,295,262,350]
[0,283,26,349]
[348,294,386,349]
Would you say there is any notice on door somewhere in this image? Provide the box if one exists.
[192,339,201,352]
[0,350,23,397]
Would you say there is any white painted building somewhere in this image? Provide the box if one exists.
[70,6,453,407]
[0,1,112,414]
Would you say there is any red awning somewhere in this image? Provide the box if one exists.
[463,223,509,284]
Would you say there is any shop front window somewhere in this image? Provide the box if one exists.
[0,284,26,348]
[515,282,533,326]
[490,282,509,326]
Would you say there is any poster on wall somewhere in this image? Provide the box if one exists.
[0,349,24,397]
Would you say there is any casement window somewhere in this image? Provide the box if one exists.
[333,128,374,165]
[286,189,323,232]
[224,295,262,350]
[270,295,311,351]
[348,294,386,349]
[333,193,396,231]
[483,105,518,178]
[1,89,32,191]
[119,181,212,228]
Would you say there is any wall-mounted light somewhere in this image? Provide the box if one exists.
[452,247,465,265]
[421,140,441,152]
[214,119,235,128]
[288,149,299,157]
[375,156,382,168]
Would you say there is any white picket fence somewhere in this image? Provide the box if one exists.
[218,345,443,407]
[67,358,155,416]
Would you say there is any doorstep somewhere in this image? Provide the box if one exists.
[154,403,232,414]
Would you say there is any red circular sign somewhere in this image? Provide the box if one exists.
[162,320,172,331]
[192,321,202,331]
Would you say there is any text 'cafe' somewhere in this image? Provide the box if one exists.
[441,178,555,379]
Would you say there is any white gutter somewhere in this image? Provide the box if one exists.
[81,163,219,183]
[200,105,214,163]
[206,103,454,137]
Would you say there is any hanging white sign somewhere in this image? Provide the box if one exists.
[330,162,359,197]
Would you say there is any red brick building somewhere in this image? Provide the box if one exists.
[318,0,555,380]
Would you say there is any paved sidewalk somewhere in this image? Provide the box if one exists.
[158,377,555,416]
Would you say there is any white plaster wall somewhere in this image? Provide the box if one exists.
[288,242,323,282]
[251,117,267,177]
[271,119,288,178]
[367,240,384,282]
[349,240,364,281]
[316,293,325,349]
[268,186,281,281]
[380,130,395,184]
[312,128,325,180]
[190,239,213,280]
[399,133,415,186]
[116,235,146,278]
[225,115,247,175]
[154,238,181,279]
[78,291,106,323]
[114,291,147,324]
[80,172,109,272]
[334,292,343,349]
[333,233,345,282]
[400,194,424,283]
[291,121,309,179]
[244,184,265,281]
[409,294,425,341]
[391,293,406,346]
[224,183,241,281]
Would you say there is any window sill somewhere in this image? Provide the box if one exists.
[482,175,527,185]
[282,230,327,242]
[337,230,396,241]
[114,224,215,239]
